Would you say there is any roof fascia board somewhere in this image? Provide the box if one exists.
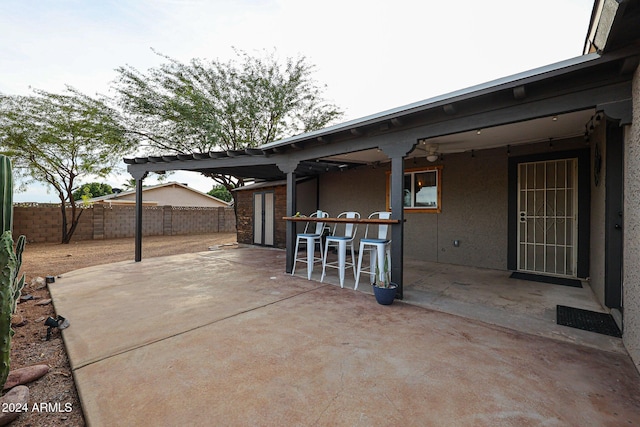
[127,152,278,175]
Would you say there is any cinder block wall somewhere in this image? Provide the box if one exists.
[14,204,94,243]
[13,204,236,243]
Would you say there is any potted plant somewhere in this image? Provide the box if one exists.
[372,253,398,305]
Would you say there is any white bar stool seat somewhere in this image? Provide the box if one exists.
[321,211,360,287]
[354,211,392,290]
[292,210,328,280]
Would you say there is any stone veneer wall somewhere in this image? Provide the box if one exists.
[14,204,236,243]
[624,63,640,370]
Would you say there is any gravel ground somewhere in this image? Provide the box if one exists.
[6,233,237,427]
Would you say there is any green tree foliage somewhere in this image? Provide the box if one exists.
[0,87,137,243]
[113,48,343,191]
[207,184,233,203]
[72,182,114,202]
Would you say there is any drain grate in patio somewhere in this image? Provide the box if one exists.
[510,272,582,288]
[556,305,622,337]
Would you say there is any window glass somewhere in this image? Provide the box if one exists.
[414,171,437,208]
[403,175,412,207]
[388,166,442,213]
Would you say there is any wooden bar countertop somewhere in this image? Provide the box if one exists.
[282,216,400,224]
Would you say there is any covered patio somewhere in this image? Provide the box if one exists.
[312,252,624,353]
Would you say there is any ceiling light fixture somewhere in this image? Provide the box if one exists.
[425,143,439,162]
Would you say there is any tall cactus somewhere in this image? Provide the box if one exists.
[0,155,26,389]
[0,232,25,388]
[0,155,13,233]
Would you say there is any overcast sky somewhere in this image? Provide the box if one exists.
[1,0,594,202]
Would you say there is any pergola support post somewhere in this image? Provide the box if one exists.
[277,159,299,273]
[132,171,148,262]
[381,140,416,300]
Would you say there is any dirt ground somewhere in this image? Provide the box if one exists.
[6,232,237,427]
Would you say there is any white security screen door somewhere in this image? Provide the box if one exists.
[517,159,577,276]
[253,191,275,246]
[253,194,263,245]
[263,192,274,246]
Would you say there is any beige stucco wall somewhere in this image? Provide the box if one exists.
[425,146,508,269]
[295,178,320,234]
[589,123,607,306]
[318,167,388,244]
[623,63,640,370]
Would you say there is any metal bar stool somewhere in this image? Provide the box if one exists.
[354,211,392,290]
[321,211,360,287]
[291,210,329,280]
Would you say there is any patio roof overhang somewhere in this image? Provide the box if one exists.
[126,47,638,182]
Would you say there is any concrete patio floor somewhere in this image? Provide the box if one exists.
[50,246,640,426]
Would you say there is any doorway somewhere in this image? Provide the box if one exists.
[517,158,578,277]
[253,191,275,246]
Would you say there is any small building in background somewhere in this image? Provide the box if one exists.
[89,181,230,207]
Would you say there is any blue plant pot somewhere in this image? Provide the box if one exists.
[372,283,398,305]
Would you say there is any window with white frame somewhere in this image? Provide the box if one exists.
[386,166,442,213]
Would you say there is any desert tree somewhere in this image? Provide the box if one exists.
[0,87,137,243]
[72,182,114,202]
[112,48,343,192]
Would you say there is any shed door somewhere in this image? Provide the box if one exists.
[517,159,577,277]
[253,191,275,246]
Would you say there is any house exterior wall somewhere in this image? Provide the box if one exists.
[430,147,508,269]
[623,63,640,370]
[319,167,388,248]
[319,138,587,271]
[296,179,319,234]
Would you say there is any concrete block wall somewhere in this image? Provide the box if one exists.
[171,207,230,235]
[13,204,236,243]
[14,204,94,243]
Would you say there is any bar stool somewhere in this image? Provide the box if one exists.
[321,211,360,287]
[354,211,392,290]
[292,210,329,280]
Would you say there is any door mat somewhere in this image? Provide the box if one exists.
[556,305,622,337]
[509,272,582,288]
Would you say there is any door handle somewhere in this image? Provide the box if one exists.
[615,224,622,230]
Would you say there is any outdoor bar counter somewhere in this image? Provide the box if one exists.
[282,216,400,224]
